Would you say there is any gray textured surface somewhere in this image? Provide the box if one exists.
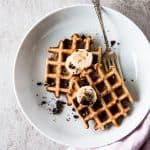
[0,0,149,150]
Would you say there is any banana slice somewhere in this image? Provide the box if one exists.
[77,86,97,106]
[65,55,80,75]
[71,49,93,70]
[65,49,93,75]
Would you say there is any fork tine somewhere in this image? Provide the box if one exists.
[110,55,115,66]
[107,56,112,66]
[102,57,109,72]
[102,53,123,80]
[110,53,123,79]
[114,56,123,79]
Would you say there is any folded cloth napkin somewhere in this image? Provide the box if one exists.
[68,112,150,150]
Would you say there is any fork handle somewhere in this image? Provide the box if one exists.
[92,0,110,50]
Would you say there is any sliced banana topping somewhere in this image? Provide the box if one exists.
[65,49,93,75]
[71,49,93,69]
[77,86,97,106]
[65,55,80,75]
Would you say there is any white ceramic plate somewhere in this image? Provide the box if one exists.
[14,4,150,148]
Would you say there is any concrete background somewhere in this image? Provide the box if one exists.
[0,0,149,149]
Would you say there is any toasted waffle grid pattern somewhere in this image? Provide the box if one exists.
[67,64,134,130]
[44,34,102,104]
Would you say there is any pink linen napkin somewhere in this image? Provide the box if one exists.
[68,112,150,150]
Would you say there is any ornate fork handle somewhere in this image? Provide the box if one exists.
[92,0,110,51]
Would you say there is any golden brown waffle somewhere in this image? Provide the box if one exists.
[67,64,134,130]
[44,34,102,104]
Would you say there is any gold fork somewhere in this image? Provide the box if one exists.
[92,0,123,79]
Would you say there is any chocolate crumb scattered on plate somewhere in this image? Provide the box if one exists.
[36,82,43,86]
[40,101,47,105]
[52,101,66,115]
[73,115,79,119]
[72,108,75,112]
[111,40,116,47]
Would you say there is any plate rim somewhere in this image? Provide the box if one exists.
[13,4,150,148]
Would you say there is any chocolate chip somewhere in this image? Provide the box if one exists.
[111,40,116,47]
